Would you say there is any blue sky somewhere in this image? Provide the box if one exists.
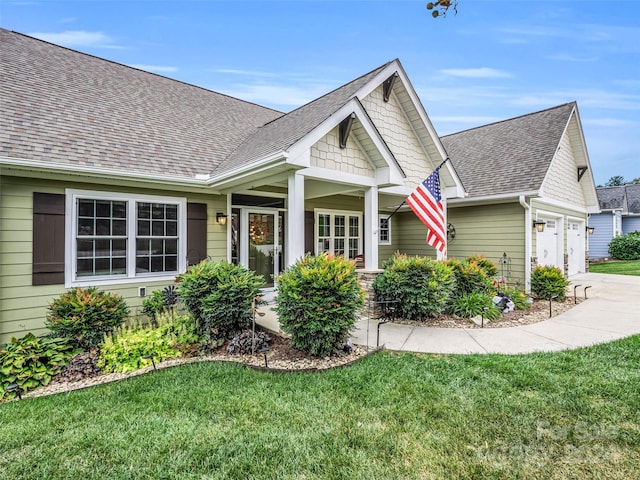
[2,0,639,186]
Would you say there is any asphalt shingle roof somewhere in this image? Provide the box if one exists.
[0,29,283,180]
[441,103,576,198]
[598,184,640,213]
[596,186,625,210]
[219,61,392,174]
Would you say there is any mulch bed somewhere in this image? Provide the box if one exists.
[16,297,583,401]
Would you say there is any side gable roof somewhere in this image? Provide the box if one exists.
[441,103,576,198]
[597,184,640,214]
[597,186,625,210]
[0,29,283,181]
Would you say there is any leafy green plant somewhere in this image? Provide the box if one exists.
[176,260,265,346]
[447,292,501,321]
[98,313,201,373]
[608,231,640,260]
[142,285,179,321]
[445,258,493,296]
[465,254,499,277]
[1,334,78,400]
[46,287,129,350]
[373,253,455,320]
[275,253,365,357]
[499,286,532,310]
[531,265,569,300]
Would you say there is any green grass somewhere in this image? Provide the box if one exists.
[589,260,640,276]
[2,337,640,480]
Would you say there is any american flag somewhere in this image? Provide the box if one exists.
[406,167,446,255]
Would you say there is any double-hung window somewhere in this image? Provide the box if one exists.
[315,209,362,259]
[67,190,187,286]
[378,215,391,245]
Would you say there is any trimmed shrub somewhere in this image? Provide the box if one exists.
[46,287,129,350]
[176,260,265,346]
[98,312,201,373]
[275,253,365,357]
[373,253,456,320]
[608,231,640,260]
[531,265,569,300]
[1,334,78,400]
[448,292,501,321]
[465,254,499,277]
[445,258,493,296]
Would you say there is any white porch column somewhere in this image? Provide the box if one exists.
[286,172,305,267]
[364,186,379,269]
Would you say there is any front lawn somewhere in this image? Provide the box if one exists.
[589,260,640,276]
[1,337,639,479]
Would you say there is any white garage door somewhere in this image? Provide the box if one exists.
[536,218,561,269]
[567,221,584,276]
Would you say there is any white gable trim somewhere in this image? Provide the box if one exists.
[286,98,405,186]
[350,60,465,195]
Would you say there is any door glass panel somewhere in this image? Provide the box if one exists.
[249,213,275,288]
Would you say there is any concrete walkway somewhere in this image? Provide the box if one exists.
[257,273,639,355]
[350,272,640,354]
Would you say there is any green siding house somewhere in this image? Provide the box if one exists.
[442,103,600,289]
[0,29,599,344]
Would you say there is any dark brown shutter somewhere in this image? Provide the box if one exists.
[304,211,314,255]
[187,203,207,265]
[32,193,65,285]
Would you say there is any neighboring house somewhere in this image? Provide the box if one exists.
[589,185,640,259]
[0,29,466,343]
[441,103,600,289]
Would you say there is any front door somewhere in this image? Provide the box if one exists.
[247,211,280,288]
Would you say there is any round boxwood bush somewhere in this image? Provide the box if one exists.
[275,253,365,357]
[46,287,129,350]
[530,265,569,300]
[373,253,456,320]
[608,231,640,260]
[176,260,265,346]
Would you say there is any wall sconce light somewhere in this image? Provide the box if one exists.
[216,212,228,225]
[586,226,595,234]
[533,219,546,233]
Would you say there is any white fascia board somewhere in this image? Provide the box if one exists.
[207,151,289,188]
[286,99,404,186]
[448,190,540,207]
[389,63,465,194]
[0,156,212,189]
[532,195,599,215]
[300,166,377,188]
[379,185,413,197]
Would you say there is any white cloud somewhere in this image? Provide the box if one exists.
[212,68,278,78]
[215,83,333,109]
[439,67,512,79]
[546,54,598,62]
[27,30,122,49]
[128,64,178,73]
[511,90,640,111]
[583,118,633,128]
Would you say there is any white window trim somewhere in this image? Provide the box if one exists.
[314,209,363,258]
[378,214,392,245]
[65,189,187,287]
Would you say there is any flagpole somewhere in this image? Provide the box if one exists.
[385,157,450,221]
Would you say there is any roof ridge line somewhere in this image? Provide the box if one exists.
[441,101,576,138]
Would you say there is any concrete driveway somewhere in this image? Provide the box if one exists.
[349,272,640,354]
